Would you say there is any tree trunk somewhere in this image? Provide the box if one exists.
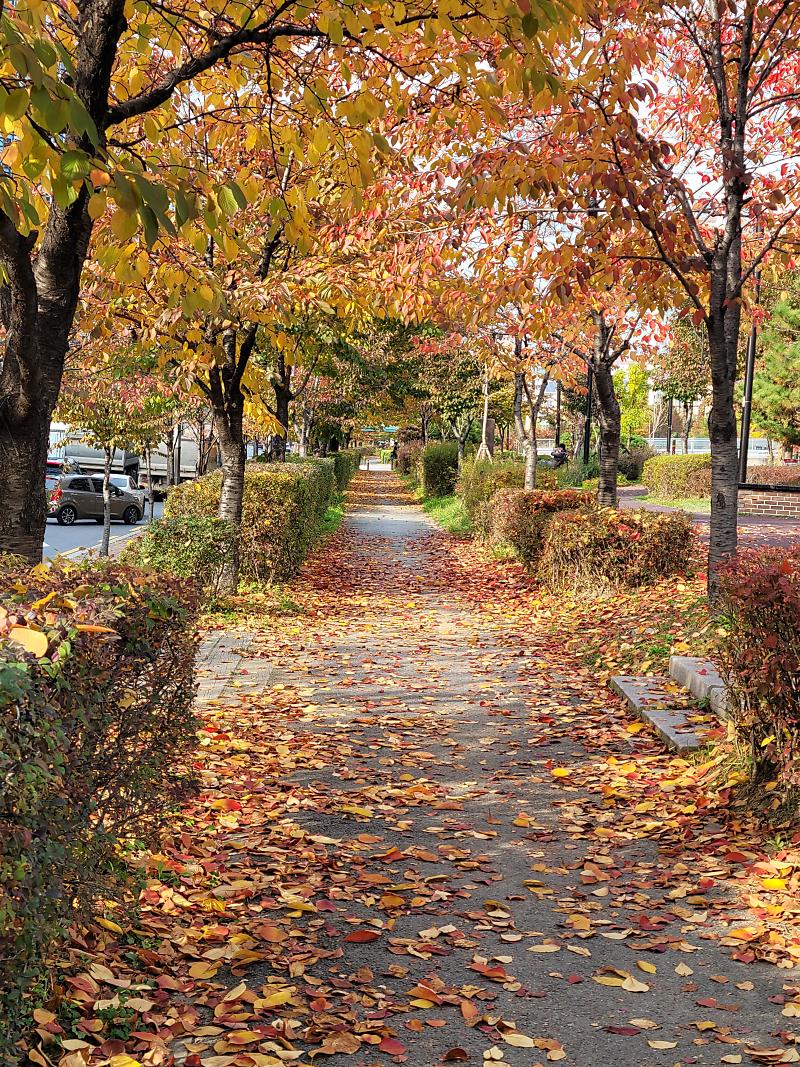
[683,401,693,454]
[592,359,621,507]
[271,383,291,461]
[0,413,51,560]
[166,426,176,486]
[208,339,247,594]
[706,315,740,597]
[100,447,113,556]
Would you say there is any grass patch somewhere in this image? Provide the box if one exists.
[321,496,345,536]
[643,494,712,514]
[422,494,471,535]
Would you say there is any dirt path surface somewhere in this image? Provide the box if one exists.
[71,471,800,1067]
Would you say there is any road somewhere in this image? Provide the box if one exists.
[42,503,164,561]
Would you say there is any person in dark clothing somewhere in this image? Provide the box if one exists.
[551,442,568,468]
[390,442,399,468]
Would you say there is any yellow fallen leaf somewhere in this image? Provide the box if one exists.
[761,878,787,891]
[97,917,124,935]
[551,768,570,778]
[261,988,293,1008]
[648,1040,677,1050]
[504,1033,536,1048]
[109,1056,141,1067]
[636,960,656,974]
[7,625,48,658]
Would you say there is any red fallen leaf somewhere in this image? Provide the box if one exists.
[461,1000,480,1024]
[379,1037,407,1055]
[567,974,583,984]
[605,1026,642,1036]
[344,929,381,942]
[696,997,718,1008]
[442,1050,469,1062]
[316,899,337,912]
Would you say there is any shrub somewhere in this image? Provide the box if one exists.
[397,441,423,478]
[618,443,655,482]
[123,516,235,595]
[490,488,593,564]
[420,441,459,498]
[538,506,694,591]
[0,559,197,1056]
[165,460,335,583]
[557,457,599,488]
[718,548,800,786]
[332,449,362,490]
[642,454,713,498]
[535,467,559,490]
[458,456,525,537]
[379,447,393,465]
[745,464,800,487]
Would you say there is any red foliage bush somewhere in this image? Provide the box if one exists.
[718,547,800,786]
[538,506,694,591]
[490,489,593,564]
[746,464,800,487]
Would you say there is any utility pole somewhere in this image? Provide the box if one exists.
[738,318,759,483]
[555,380,562,447]
[582,366,594,465]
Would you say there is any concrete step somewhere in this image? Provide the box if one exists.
[609,675,712,754]
[669,656,728,717]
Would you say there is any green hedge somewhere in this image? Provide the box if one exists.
[538,506,694,591]
[421,441,459,498]
[642,454,712,498]
[398,442,423,479]
[490,488,593,563]
[123,515,235,594]
[164,460,336,583]
[0,559,197,1056]
[332,449,361,490]
[458,456,525,537]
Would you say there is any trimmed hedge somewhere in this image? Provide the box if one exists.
[164,460,336,583]
[538,506,694,591]
[459,456,525,537]
[420,441,459,498]
[642,454,712,498]
[490,489,593,563]
[718,548,800,786]
[0,559,197,1056]
[746,464,800,487]
[123,515,235,595]
[332,449,361,491]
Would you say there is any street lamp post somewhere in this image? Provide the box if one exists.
[738,319,758,483]
[665,397,673,455]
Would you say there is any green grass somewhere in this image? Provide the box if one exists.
[643,494,712,514]
[421,494,471,535]
[321,497,345,536]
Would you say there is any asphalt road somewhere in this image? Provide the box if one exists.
[42,502,164,561]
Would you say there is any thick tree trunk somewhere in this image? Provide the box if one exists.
[209,341,247,594]
[706,315,740,598]
[100,447,113,556]
[0,413,51,560]
[592,360,621,507]
[165,426,176,486]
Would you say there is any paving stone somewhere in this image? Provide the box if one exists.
[669,654,726,702]
[609,675,708,753]
[195,629,271,704]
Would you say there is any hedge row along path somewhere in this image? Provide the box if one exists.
[52,470,800,1067]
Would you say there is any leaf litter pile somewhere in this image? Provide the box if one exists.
[40,472,800,1067]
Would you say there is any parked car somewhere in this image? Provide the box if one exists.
[109,473,146,512]
[47,475,143,526]
[46,456,83,491]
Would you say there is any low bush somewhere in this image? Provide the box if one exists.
[0,559,197,1056]
[332,449,361,490]
[123,515,235,595]
[642,454,713,499]
[420,441,459,498]
[718,548,800,787]
[379,447,393,465]
[618,444,655,482]
[490,488,593,564]
[538,506,694,591]
[745,464,800,487]
[557,457,599,488]
[165,459,336,583]
[397,442,423,478]
[458,456,525,537]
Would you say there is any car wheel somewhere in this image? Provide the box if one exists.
[57,505,77,526]
[123,505,140,525]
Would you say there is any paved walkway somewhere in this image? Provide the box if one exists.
[94,471,798,1067]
